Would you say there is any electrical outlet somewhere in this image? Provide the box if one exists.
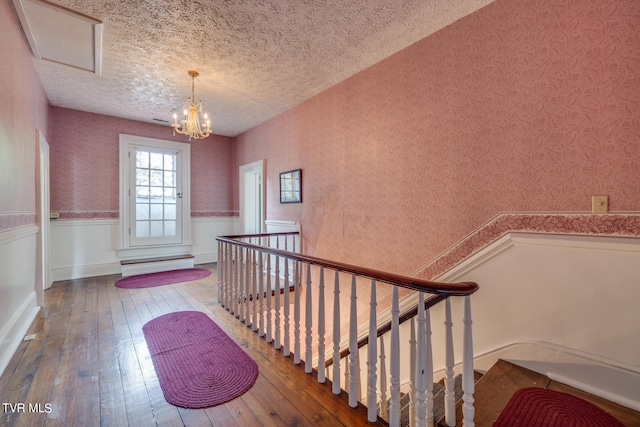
[592,195,608,214]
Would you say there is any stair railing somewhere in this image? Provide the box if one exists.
[217,232,479,427]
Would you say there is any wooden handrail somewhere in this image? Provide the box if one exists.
[217,234,479,297]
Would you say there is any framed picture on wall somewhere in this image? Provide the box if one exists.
[280,169,302,203]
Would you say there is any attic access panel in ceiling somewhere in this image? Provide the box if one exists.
[12,0,103,74]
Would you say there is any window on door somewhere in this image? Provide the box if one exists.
[119,135,191,253]
[131,147,181,245]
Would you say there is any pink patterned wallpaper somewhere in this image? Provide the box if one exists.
[48,107,236,219]
[0,0,50,231]
[234,0,640,276]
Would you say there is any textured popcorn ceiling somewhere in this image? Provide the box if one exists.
[25,0,494,136]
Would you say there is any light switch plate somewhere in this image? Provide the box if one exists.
[592,195,608,214]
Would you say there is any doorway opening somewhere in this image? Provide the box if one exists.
[239,160,266,234]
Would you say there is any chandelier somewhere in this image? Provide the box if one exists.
[172,70,211,140]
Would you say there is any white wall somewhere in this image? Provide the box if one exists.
[0,226,40,377]
[335,232,640,410]
[443,232,640,371]
[50,217,236,281]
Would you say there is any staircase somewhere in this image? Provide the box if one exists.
[431,359,640,427]
[384,373,479,427]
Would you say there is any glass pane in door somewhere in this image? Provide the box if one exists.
[133,147,180,243]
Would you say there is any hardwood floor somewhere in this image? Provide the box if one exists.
[0,264,386,427]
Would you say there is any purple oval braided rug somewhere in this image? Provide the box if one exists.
[493,387,624,427]
[142,311,258,408]
[115,268,211,289]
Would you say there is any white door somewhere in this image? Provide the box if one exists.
[239,160,265,234]
[130,145,182,246]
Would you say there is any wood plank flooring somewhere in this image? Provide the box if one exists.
[0,264,387,427]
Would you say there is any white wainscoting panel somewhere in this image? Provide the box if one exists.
[191,217,237,264]
[50,217,236,281]
[0,226,40,378]
[368,232,640,410]
[50,219,121,281]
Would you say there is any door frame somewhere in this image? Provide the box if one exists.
[118,134,192,259]
[35,129,51,305]
[239,160,266,234]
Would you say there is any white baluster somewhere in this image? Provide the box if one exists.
[229,245,234,314]
[217,242,222,305]
[245,248,251,327]
[224,243,230,309]
[344,357,350,393]
[258,251,265,336]
[348,274,358,408]
[444,298,456,426]
[228,243,234,312]
[379,336,388,420]
[425,306,434,426]
[317,267,326,383]
[462,296,475,427]
[415,293,427,427]
[367,280,378,422]
[266,253,273,343]
[217,240,222,304]
[332,270,341,395]
[229,243,234,311]
[221,243,226,309]
[294,261,301,364]
[274,254,281,349]
[238,247,244,320]
[305,263,313,373]
[283,257,290,356]
[251,249,258,331]
[389,286,400,427]
[410,317,417,427]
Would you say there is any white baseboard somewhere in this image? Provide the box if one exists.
[0,291,39,378]
[51,262,121,282]
[194,251,217,265]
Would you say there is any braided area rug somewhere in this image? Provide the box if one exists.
[142,311,258,408]
[115,268,211,289]
[493,387,624,426]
